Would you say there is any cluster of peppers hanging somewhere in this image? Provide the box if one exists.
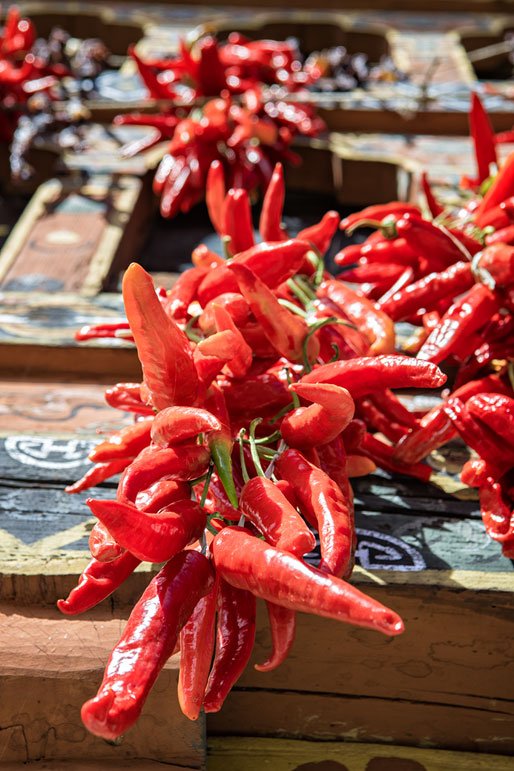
[64,93,514,740]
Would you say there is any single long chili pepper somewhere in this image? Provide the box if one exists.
[228,262,319,363]
[151,407,222,447]
[199,293,250,335]
[417,284,501,365]
[89,522,125,563]
[477,195,514,230]
[212,303,253,379]
[87,497,207,564]
[81,550,214,739]
[196,35,227,95]
[340,202,421,232]
[333,243,365,268]
[259,162,288,242]
[369,388,420,430]
[421,172,444,218]
[358,237,418,266]
[75,322,133,342]
[394,213,470,266]
[276,449,353,579]
[58,550,142,615]
[123,263,199,411]
[212,527,404,636]
[129,45,175,100]
[467,393,514,446]
[205,160,225,234]
[338,262,406,284]
[443,398,514,469]
[301,355,446,396]
[479,479,514,542]
[193,332,239,386]
[470,91,497,186]
[65,458,133,495]
[317,280,395,355]
[475,243,514,287]
[136,479,191,513]
[297,211,339,255]
[117,444,210,504]
[202,577,257,713]
[361,433,432,482]
[178,577,219,720]
[485,225,514,247]
[89,419,153,464]
[222,188,255,256]
[197,239,310,306]
[317,435,356,575]
[164,266,209,321]
[280,382,354,449]
[239,476,315,556]
[104,383,154,416]
[356,398,410,444]
[379,261,473,321]
[255,601,296,673]
[475,152,514,227]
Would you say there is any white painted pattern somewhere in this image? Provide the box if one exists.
[4,436,96,469]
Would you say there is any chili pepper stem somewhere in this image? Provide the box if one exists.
[278,299,309,318]
[287,278,313,308]
[238,429,250,485]
[249,418,266,478]
[284,369,300,408]
[185,316,202,342]
[265,439,287,480]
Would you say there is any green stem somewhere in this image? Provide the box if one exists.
[269,401,295,424]
[248,418,266,478]
[199,463,214,508]
[294,275,318,302]
[185,316,201,343]
[278,298,309,318]
[238,428,250,485]
[284,368,300,409]
[242,430,281,446]
[287,278,312,308]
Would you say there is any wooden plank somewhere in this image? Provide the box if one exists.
[207,737,514,770]
[0,175,149,296]
[0,763,188,771]
[0,604,204,766]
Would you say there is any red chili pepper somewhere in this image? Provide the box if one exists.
[89,521,125,563]
[475,152,514,227]
[151,406,222,447]
[199,293,249,335]
[333,243,365,268]
[340,202,421,231]
[394,213,470,266]
[57,550,142,615]
[197,239,310,306]
[443,398,514,469]
[164,266,209,321]
[469,92,497,186]
[205,160,226,234]
[341,419,367,452]
[118,444,210,504]
[255,601,296,673]
[74,322,133,342]
[212,303,253,379]
[222,188,255,256]
[417,284,501,364]
[228,262,318,363]
[347,455,376,477]
[239,476,315,557]
[359,237,417,266]
[212,527,404,636]
[280,382,354,449]
[317,280,395,355]
[135,479,191,513]
[65,458,133,495]
[104,383,155,416]
[178,577,219,720]
[479,479,514,542]
[466,393,514,447]
[123,263,199,411]
[485,225,514,247]
[356,397,410,444]
[317,434,356,573]
[477,195,514,230]
[202,577,257,713]
[89,419,153,464]
[297,211,339,255]
[421,172,444,218]
[379,261,473,321]
[338,262,407,285]
[276,449,353,579]
[128,45,175,100]
[301,355,446,396]
[361,433,432,482]
[259,162,288,242]
[369,388,420,430]
[195,36,227,95]
[193,331,240,386]
[81,550,214,739]
[461,458,503,487]
[476,243,514,287]
[192,243,225,269]
[221,367,290,417]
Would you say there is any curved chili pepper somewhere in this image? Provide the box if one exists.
[443,398,514,469]
[104,383,154,416]
[470,92,497,186]
[259,162,288,242]
[57,550,142,615]
[164,266,209,321]
[301,355,446,397]
[333,242,366,268]
[317,434,356,574]
[466,393,514,447]
[379,261,473,321]
[199,293,250,335]
[151,407,222,447]
[197,239,310,306]
[81,550,214,739]
[421,172,444,218]
[87,498,207,564]
[485,225,514,247]
[192,244,225,269]
[317,280,395,355]
[297,211,339,255]
[395,213,471,266]
[222,188,255,256]
[212,303,253,379]
[477,195,514,230]
[356,397,410,444]
[461,458,505,487]
[239,476,315,556]
[369,388,420,430]
[123,263,199,411]
[340,202,421,232]
[280,383,354,449]
[255,601,296,673]
[479,479,514,542]
[417,284,501,365]
[202,577,257,713]
[212,527,404,636]
[129,45,175,101]
[205,160,226,234]
[276,448,353,578]
[193,331,239,386]
[178,577,219,720]
[228,262,318,363]
[475,152,514,227]
[135,480,191,513]
[361,433,432,482]
[347,455,376,477]
[89,521,125,563]
[65,458,133,495]
[475,243,514,287]
[359,237,417,266]
[89,419,153,464]
[118,444,210,504]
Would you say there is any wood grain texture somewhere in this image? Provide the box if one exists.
[0,605,204,765]
[207,736,514,771]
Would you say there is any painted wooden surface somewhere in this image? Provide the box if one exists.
[207,737,514,771]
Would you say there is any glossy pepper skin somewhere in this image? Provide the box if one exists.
[123,263,199,411]
[81,551,214,740]
[467,393,514,446]
[87,498,207,564]
[89,419,153,464]
[301,355,446,397]
[151,407,222,447]
[65,458,134,495]
[475,243,514,287]
[212,527,404,636]
[89,521,125,563]
[443,398,514,470]
[259,162,288,242]
[276,449,354,578]
[297,211,340,255]
[104,383,154,415]
[222,188,255,256]
[280,383,355,449]
[474,152,514,228]
[255,602,297,673]
[239,476,316,556]
[202,578,257,713]
[206,160,225,233]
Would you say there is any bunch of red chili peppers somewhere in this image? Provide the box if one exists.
[64,94,514,740]
[115,35,326,217]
